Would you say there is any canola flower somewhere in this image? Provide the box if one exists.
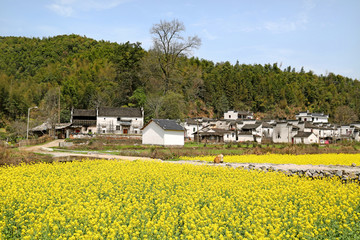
[0,160,359,239]
[180,153,360,166]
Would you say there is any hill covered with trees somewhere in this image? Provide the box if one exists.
[0,34,359,138]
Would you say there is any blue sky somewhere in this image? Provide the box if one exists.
[1,0,359,80]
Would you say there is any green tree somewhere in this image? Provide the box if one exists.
[158,91,186,120]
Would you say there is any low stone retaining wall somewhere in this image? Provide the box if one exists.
[169,160,360,182]
[236,163,360,181]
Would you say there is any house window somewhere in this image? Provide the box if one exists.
[232,133,234,137]
[136,118,137,120]
[193,127,196,132]
[104,118,106,120]
[229,115,231,118]
[117,117,120,121]
[116,125,120,131]
[135,130,138,134]
[102,130,106,134]
[278,133,281,139]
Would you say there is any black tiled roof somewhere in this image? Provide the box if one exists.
[73,109,96,117]
[72,120,97,127]
[294,131,313,138]
[261,122,273,128]
[153,119,184,131]
[242,123,261,130]
[98,107,142,117]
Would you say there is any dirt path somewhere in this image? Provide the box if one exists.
[21,140,360,178]
[21,139,65,152]
[22,139,156,162]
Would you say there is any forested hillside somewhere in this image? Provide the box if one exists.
[0,35,359,133]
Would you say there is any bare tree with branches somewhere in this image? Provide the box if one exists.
[150,19,201,93]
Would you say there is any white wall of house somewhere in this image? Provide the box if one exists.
[319,129,334,139]
[252,126,262,136]
[262,128,273,138]
[142,121,184,146]
[164,131,184,146]
[296,112,328,123]
[74,126,97,134]
[142,121,165,145]
[237,134,254,142]
[354,131,359,142]
[224,110,238,120]
[313,116,328,123]
[272,123,292,143]
[294,133,318,144]
[96,116,142,134]
[340,125,351,136]
[224,132,236,142]
[184,123,198,140]
[216,120,229,129]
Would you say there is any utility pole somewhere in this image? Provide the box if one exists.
[27,106,38,141]
[58,87,61,123]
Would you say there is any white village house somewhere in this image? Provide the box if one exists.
[295,111,329,123]
[224,110,254,120]
[142,119,185,146]
[293,131,318,144]
[70,107,143,135]
[96,107,143,134]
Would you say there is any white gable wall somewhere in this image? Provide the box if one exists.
[224,132,236,142]
[273,124,292,143]
[184,123,198,140]
[237,135,254,142]
[224,110,238,120]
[142,122,165,145]
[294,133,318,144]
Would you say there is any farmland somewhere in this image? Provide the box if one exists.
[1,160,359,239]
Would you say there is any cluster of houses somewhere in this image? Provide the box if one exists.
[32,108,360,146]
[183,110,360,145]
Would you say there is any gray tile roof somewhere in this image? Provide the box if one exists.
[294,131,313,138]
[73,109,96,117]
[304,122,319,129]
[153,119,184,131]
[242,123,261,130]
[261,122,273,128]
[98,107,142,117]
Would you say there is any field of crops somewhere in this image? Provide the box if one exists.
[180,153,360,166]
[0,160,359,239]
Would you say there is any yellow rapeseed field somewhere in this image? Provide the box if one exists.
[0,160,359,239]
[180,153,360,166]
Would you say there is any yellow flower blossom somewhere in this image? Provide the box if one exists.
[0,159,359,239]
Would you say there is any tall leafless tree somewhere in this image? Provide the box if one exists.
[150,19,201,93]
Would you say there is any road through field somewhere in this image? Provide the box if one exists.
[21,139,158,162]
[21,140,360,177]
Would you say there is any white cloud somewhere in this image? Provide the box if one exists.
[201,29,218,40]
[264,19,297,32]
[47,0,130,17]
[47,4,74,17]
[263,0,316,33]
